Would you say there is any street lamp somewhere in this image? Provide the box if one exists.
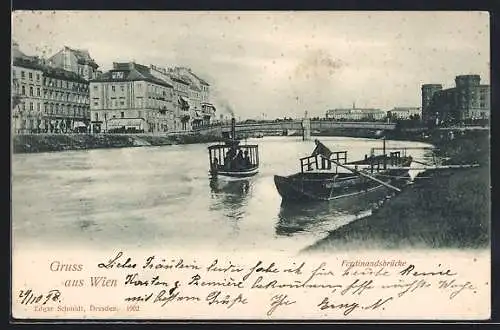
[104,113,108,133]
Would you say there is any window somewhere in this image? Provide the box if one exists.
[36,74,40,81]
[138,111,142,117]
[37,103,41,111]
[121,112,124,118]
[30,102,34,111]
[21,86,26,95]
[29,87,34,96]
[112,86,116,92]
[93,85,98,90]
[94,101,99,106]
[95,113,99,121]
[21,71,25,79]
[37,88,40,97]
[120,101,125,106]
[120,86,125,92]
[29,72,33,80]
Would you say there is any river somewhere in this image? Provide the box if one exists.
[12,136,432,254]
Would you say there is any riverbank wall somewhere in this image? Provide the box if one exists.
[306,129,490,251]
[12,133,221,154]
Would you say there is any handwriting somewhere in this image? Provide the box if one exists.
[251,276,342,292]
[206,259,245,273]
[124,273,169,287]
[282,262,305,275]
[317,297,360,316]
[18,289,61,305]
[438,279,476,299]
[341,279,374,296]
[242,261,280,281]
[188,274,244,288]
[98,251,137,269]
[380,279,431,297]
[206,290,248,309]
[318,296,393,315]
[142,256,200,270]
[153,290,201,307]
[399,264,457,277]
[342,265,390,277]
[267,294,296,316]
[91,255,481,317]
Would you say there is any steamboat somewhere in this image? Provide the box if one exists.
[208,118,259,179]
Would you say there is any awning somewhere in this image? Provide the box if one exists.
[73,121,87,129]
[107,118,145,128]
[179,96,191,108]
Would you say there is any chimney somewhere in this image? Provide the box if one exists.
[231,117,236,140]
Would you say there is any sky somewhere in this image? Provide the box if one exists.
[12,11,490,119]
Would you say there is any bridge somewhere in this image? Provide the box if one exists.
[194,120,396,137]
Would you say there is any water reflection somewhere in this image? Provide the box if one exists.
[209,178,252,232]
[276,186,395,236]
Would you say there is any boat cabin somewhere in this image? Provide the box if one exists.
[208,141,259,178]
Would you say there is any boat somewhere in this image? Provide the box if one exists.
[274,140,413,203]
[208,118,260,179]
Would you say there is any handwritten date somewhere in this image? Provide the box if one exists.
[18,289,61,305]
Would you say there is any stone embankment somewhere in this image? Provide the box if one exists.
[12,133,221,154]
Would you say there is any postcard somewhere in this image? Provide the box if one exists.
[11,10,490,321]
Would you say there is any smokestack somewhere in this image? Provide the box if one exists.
[231,117,236,140]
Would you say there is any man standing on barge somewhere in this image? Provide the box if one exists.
[312,139,333,169]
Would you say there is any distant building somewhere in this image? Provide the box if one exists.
[48,46,99,81]
[421,74,490,123]
[421,84,443,121]
[387,107,421,120]
[12,57,45,134]
[12,41,90,134]
[326,106,386,121]
[41,66,90,133]
[89,62,174,134]
[150,65,216,131]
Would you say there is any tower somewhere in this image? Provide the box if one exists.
[421,84,443,121]
[455,75,481,120]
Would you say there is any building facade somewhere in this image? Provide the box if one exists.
[12,58,45,134]
[421,75,490,124]
[326,107,386,121]
[42,67,90,133]
[12,42,90,134]
[89,62,174,134]
[421,84,443,121]
[387,107,422,120]
[48,46,100,81]
[169,66,216,128]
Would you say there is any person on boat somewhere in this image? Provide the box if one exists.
[312,139,333,169]
[234,149,244,170]
[243,150,252,168]
[211,157,219,171]
[224,146,238,169]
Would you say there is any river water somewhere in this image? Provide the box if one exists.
[12,136,432,254]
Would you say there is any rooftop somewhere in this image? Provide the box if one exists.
[63,46,99,68]
[43,66,88,83]
[91,62,173,88]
